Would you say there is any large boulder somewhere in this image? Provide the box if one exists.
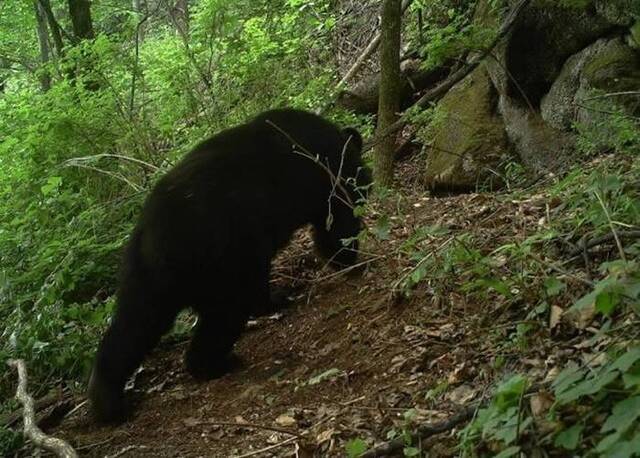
[595,0,640,27]
[542,37,640,130]
[425,67,512,191]
[478,0,620,171]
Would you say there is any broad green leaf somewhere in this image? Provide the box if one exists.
[609,348,640,374]
[601,396,640,434]
[556,371,619,404]
[595,290,620,316]
[545,277,566,297]
[494,375,527,411]
[404,446,420,457]
[493,446,521,458]
[554,424,583,450]
[371,215,391,240]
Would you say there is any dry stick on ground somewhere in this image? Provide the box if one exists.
[199,421,303,438]
[364,0,532,152]
[233,436,298,458]
[0,388,62,427]
[359,407,476,458]
[7,359,78,458]
[568,230,640,257]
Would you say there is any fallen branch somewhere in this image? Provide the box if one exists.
[233,436,297,458]
[7,359,78,458]
[0,388,62,427]
[198,421,302,438]
[365,0,532,151]
[568,230,640,257]
[360,407,476,457]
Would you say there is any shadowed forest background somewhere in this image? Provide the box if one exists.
[1,0,640,456]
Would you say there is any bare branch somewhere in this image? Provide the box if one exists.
[360,407,476,457]
[7,359,78,458]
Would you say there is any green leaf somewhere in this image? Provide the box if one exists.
[41,176,62,196]
[545,277,566,297]
[554,424,583,450]
[307,368,341,385]
[371,215,391,240]
[404,446,420,457]
[345,438,368,457]
[595,290,620,316]
[557,371,618,404]
[622,368,640,389]
[493,446,521,458]
[609,347,640,374]
[494,375,527,411]
[601,396,640,434]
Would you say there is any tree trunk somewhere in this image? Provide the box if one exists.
[38,0,64,56]
[68,0,94,40]
[373,0,402,187]
[33,0,52,91]
[172,0,189,37]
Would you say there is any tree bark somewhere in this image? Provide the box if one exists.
[39,0,65,56]
[68,0,94,40]
[172,0,189,37]
[33,0,52,91]
[373,0,402,186]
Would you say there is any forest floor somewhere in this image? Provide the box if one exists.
[43,153,585,457]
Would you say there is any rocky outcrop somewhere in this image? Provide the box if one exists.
[424,0,640,190]
[425,67,512,191]
[542,37,640,130]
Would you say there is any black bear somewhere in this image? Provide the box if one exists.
[88,108,370,422]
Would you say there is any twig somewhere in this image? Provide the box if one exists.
[0,388,62,427]
[7,359,78,458]
[568,230,640,257]
[527,252,594,287]
[359,407,476,457]
[365,0,532,151]
[233,436,297,458]
[594,191,627,262]
[265,120,354,208]
[63,162,143,191]
[63,153,159,171]
[199,421,302,438]
[105,445,149,458]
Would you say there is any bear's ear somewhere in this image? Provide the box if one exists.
[342,127,363,153]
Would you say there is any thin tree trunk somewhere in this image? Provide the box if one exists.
[132,0,147,42]
[172,0,189,38]
[33,0,52,91]
[38,0,64,56]
[373,0,402,186]
[68,0,94,40]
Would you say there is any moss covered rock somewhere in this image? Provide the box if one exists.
[425,67,512,191]
[542,37,640,129]
[595,0,640,26]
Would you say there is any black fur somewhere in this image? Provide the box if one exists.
[88,109,370,422]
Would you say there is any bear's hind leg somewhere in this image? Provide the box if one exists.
[89,280,179,422]
[185,306,249,380]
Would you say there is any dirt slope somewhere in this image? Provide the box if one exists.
[46,155,551,457]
